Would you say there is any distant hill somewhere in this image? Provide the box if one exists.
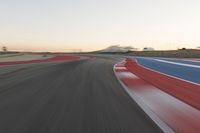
[98,45,137,53]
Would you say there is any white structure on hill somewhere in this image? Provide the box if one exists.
[100,45,137,53]
[143,47,155,51]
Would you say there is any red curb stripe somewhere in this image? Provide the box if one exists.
[114,66,174,132]
[0,55,80,66]
[125,58,200,111]
[114,59,200,133]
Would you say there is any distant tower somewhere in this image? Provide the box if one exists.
[2,46,7,52]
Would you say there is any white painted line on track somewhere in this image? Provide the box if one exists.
[154,59,200,68]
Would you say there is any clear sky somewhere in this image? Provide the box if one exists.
[0,0,200,52]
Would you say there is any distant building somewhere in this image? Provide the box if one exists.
[143,47,154,51]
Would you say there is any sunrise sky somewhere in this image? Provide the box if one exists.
[0,0,200,52]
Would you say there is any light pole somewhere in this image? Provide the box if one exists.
[2,46,7,52]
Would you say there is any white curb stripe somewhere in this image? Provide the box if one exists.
[114,63,174,133]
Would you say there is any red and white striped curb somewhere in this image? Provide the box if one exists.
[0,55,81,66]
[114,59,200,133]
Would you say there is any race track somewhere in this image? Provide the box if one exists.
[0,57,162,133]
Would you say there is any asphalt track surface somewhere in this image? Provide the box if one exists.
[0,57,162,133]
[136,57,200,84]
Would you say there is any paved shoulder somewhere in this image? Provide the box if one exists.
[136,57,200,84]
